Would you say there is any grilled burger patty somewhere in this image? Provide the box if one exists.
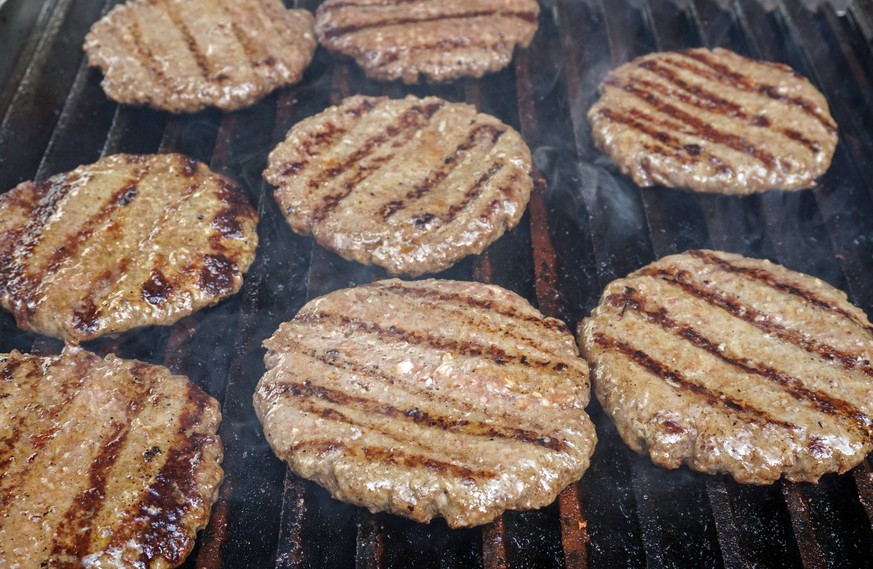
[314,0,540,84]
[264,95,533,276]
[0,347,223,568]
[254,279,596,527]
[579,250,873,484]
[588,48,838,194]
[84,0,316,113]
[0,153,258,342]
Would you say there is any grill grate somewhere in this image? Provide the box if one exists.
[1,1,873,567]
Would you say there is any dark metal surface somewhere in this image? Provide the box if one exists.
[1,1,873,567]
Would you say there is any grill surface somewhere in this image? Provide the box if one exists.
[2,1,873,567]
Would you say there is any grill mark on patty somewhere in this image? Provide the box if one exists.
[0,354,97,511]
[162,0,211,80]
[126,16,173,93]
[635,60,823,155]
[106,434,212,566]
[363,289,577,364]
[0,359,46,469]
[272,378,566,451]
[606,288,872,437]
[370,37,500,68]
[50,362,153,558]
[609,79,779,169]
[0,174,81,310]
[320,9,538,41]
[296,310,562,371]
[642,266,873,378]
[442,161,505,224]
[673,51,837,134]
[265,340,566,435]
[690,250,873,336]
[319,0,422,11]
[378,124,505,219]
[49,422,132,557]
[292,440,494,480]
[593,332,797,430]
[376,283,569,333]
[277,100,377,178]
[24,157,154,316]
[221,0,269,71]
[308,101,445,223]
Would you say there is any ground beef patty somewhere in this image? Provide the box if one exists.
[588,48,838,194]
[254,278,596,527]
[579,250,873,484]
[0,153,258,342]
[263,95,533,276]
[84,0,316,113]
[314,0,540,84]
[0,346,223,569]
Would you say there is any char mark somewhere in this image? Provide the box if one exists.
[277,100,377,177]
[106,434,213,566]
[642,265,873,378]
[274,379,566,451]
[270,342,561,435]
[443,161,505,223]
[294,440,495,480]
[309,101,445,223]
[142,269,173,307]
[378,124,505,220]
[162,0,211,79]
[320,9,538,41]
[690,250,873,336]
[636,60,822,155]
[593,332,796,430]
[674,51,837,134]
[0,354,97,513]
[376,282,569,333]
[606,288,872,436]
[50,421,134,558]
[126,16,174,91]
[295,310,559,371]
[612,79,778,168]
[198,254,237,296]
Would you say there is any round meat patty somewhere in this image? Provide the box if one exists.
[588,47,838,194]
[0,346,223,568]
[254,278,596,527]
[315,0,540,84]
[264,95,533,276]
[0,153,259,342]
[84,0,316,113]
[579,250,873,484]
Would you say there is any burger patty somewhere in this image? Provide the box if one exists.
[84,0,316,113]
[579,250,873,484]
[254,278,596,527]
[588,48,838,194]
[314,0,540,84]
[263,95,533,276]
[0,153,258,342]
[0,347,223,569]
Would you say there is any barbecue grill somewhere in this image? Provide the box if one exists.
[2,1,872,567]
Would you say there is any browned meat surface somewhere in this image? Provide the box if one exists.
[588,48,838,194]
[314,0,539,84]
[579,250,873,484]
[0,153,258,342]
[84,0,316,113]
[254,278,596,527]
[263,95,533,276]
[0,347,223,568]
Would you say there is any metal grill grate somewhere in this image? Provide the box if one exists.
[1,1,872,567]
